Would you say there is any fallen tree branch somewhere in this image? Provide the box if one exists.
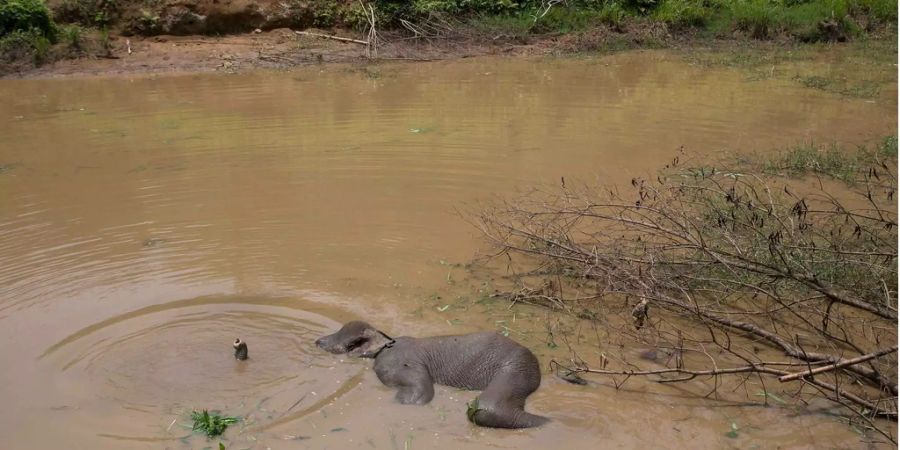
[561,361,788,380]
[295,31,368,45]
[551,359,898,420]
[778,346,898,382]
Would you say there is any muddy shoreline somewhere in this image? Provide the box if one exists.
[1,26,658,79]
[5,27,897,86]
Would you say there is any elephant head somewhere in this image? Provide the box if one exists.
[315,321,394,358]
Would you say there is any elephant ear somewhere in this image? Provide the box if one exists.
[348,328,393,358]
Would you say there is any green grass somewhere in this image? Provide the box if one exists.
[794,74,880,97]
[654,0,712,27]
[876,135,898,158]
[681,35,896,99]
[391,0,897,41]
[59,24,83,50]
[190,410,240,438]
[469,12,534,37]
[707,0,896,41]
[763,136,897,182]
[855,0,898,21]
[533,8,607,33]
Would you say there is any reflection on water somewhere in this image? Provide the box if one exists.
[0,52,894,449]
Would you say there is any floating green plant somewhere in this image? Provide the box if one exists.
[190,410,240,438]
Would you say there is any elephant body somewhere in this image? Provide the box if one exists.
[316,321,547,428]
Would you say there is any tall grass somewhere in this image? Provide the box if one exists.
[397,0,897,40]
[654,0,711,27]
[763,136,898,182]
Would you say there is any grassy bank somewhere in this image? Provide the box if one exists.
[1,0,897,74]
[391,0,897,41]
[761,135,897,182]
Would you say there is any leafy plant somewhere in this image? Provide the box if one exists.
[98,26,110,51]
[0,27,51,63]
[60,24,82,50]
[312,0,339,27]
[54,0,120,27]
[0,0,55,39]
[190,410,240,438]
[465,398,483,422]
[654,0,710,27]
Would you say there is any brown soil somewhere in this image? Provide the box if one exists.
[3,0,690,79]
[6,28,407,79]
[5,0,534,78]
[2,23,681,79]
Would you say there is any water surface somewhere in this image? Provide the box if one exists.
[0,51,895,449]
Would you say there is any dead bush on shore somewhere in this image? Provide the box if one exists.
[473,145,897,442]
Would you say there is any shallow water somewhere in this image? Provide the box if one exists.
[0,51,895,449]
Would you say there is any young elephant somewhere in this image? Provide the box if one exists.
[316,321,548,429]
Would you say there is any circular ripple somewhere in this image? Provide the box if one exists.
[41,296,363,431]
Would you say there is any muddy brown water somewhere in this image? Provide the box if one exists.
[0,51,895,449]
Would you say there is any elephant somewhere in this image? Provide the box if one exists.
[316,321,548,429]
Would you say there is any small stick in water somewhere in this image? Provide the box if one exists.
[234,338,248,360]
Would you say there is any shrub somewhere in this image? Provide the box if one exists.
[854,0,898,21]
[728,0,782,38]
[411,0,522,14]
[0,27,51,63]
[54,0,119,27]
[59,23,82,49]
[0,0,55,39]
[654,0,711,27]
[598,1,627,26]
[533,8,610,33]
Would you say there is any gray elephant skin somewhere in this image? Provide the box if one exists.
[316,321,548,428]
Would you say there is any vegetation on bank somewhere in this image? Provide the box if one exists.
[475,137,898,442]
[0,0,119,68]
[0,0,56,63]
[385,0,897,41]
[762,135,897,182]
[0,0,897,72]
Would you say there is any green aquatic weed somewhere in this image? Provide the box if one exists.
[190,410,240,438]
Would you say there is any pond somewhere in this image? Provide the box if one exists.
[0,51,894,449]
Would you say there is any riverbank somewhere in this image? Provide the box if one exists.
[1,0,897,79]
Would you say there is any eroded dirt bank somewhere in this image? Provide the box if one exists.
[4,0,895,79]
[4,20,680,79]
